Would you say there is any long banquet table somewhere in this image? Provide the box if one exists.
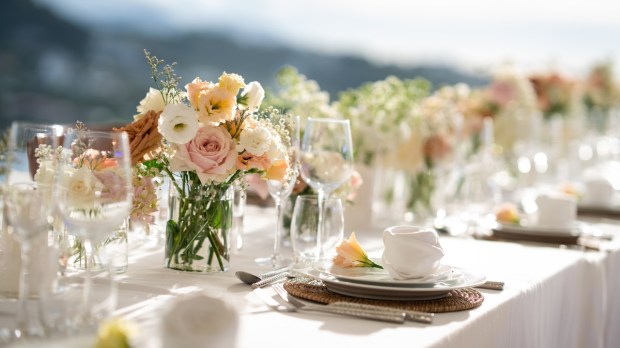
[3,205,620,348]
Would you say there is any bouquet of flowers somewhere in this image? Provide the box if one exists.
[117,51,296,272]
[264,67,363,204]
[462,67,538,155]
[529,71,576,120]
[582,61,620,113]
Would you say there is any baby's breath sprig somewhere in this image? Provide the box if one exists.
[256,106,295,149]
[144,49,181,105]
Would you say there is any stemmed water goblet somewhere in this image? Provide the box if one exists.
[54,129,132,327]
[3,122,60,339]
[255,116,299,268]
[299,118,353,261]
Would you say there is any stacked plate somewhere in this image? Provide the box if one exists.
[491,222,583,245]
[295,262,486,301]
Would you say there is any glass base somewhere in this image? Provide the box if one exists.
[254,255,292,269]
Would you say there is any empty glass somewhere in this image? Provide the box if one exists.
[290,195,344,263]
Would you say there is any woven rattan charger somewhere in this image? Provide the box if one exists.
[283,277,484,313]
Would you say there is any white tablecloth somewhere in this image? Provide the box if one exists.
[2,206,620,348]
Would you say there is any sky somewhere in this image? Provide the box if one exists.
[35,0,620,77]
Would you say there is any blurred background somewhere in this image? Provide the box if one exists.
[1,0,619,130]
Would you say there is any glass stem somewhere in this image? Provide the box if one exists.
[271,198,283,264]
[315,190,325,261]
[16,242,31,336]
[81,238,93,322]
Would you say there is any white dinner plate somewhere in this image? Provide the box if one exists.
[312,262,459,287]
[295,266,486,301]
[495,221,583,237]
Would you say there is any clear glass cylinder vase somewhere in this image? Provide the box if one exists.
[165,185,233,273]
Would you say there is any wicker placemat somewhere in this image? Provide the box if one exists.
[283,277,484,313]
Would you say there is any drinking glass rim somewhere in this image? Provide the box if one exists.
[306,117,350,125]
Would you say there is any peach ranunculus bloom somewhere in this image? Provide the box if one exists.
[218,72,245,95]
[185,77,214,110]
[264,159,288,181]
[196,85,237,125]
[333,232,383,269]
[494,202,520,225]
[168,125,237,184]
[235,152,271,172]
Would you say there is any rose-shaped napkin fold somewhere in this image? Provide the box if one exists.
[381,226,445,280]
[159,292,239,348]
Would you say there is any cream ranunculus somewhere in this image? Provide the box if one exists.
[60,166,104,209]
[158,104,200,144]
[237,125,272,156]
[134,88,165,120]
[239,81,265,112]
[168,125,237,184]
[218,73,245,95]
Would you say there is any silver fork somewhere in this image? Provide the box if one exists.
[270,284,406,323]
[271,284,434,324]
[251,272,293,289]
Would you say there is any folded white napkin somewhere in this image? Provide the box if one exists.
[583,177,614,205]
[381,225,445,280]
[159,292,239,348]
[535,193,576,228]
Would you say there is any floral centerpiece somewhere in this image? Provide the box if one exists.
[333,76,430,166]
[117,51,296,272]
[582,61,620,113]
[581,61,620,134]
[263,67,363,231]
[528,71,576,120]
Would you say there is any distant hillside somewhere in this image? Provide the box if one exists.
[0,0,488,130]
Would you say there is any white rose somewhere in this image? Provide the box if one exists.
[134,88,166,120]
[59,166,103,209]
[239,81,265,112]
[158,104,200,144]
[237,126,271,156]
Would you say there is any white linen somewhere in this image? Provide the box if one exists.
[1,205,619,348]
[381,225,444,279]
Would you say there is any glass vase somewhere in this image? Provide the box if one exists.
[165,185,233,273]
[66,220,129,274]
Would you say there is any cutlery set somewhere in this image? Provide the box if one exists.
[238,267,503,324]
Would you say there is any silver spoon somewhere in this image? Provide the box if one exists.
[236,270,293,288]
[235,271,261,285]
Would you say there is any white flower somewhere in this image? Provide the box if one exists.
[134,88,166,120]
[34,160,56,201]
[237,125,272,156]
[59,166,103,209]
[158,104,200,144]
[239,81,265,112]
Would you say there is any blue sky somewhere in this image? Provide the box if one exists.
[35,0,620,77]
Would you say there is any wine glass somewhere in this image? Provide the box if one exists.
[3,122,60,339]
[255,116,299,268]
[299,118,353,261]
[54,130,132,326]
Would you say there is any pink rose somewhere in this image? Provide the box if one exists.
[169,125,237,184]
